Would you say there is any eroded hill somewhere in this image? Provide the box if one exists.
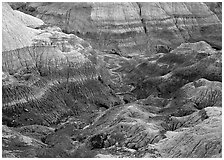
[2,2,222,158]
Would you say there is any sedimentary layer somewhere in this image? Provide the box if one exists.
[2,3,120,127]
[11,2,222,53]
[2,2,222,158]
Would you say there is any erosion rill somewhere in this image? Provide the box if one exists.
[2,45,121,126]
[10,2,222,54]
[2,2,222,158]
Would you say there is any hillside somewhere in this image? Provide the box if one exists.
[2,2,222,158]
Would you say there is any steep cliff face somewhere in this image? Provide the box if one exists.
[138,2,222,50]
[11,2,222,54]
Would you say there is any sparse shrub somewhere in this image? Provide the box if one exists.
[89,133,106,149]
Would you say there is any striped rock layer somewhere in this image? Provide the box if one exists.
[17,2,222,54]
[2,3,120,127]
[2,45,120,127]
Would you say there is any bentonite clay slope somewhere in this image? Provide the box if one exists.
[74,78,221,158]
[2,3,120,127]
[11,2,222,53]
[2,2,222,158]
[2,3,42,51]
[156,107,222,158]
[40,78,221,158]
[99,41,222,101]
[2,125,48,157]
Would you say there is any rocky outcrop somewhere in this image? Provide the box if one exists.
[66,81,221,158]
[2,3,121,127]
[156,107,222,158]
[10,2,222,54]
[2,2,222,158]
[99,41,222,101]
[2,125,46,158]
[178,78,222,110]
[132,41,221,98]
[4,80,221,158]
[138,2,222,50]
